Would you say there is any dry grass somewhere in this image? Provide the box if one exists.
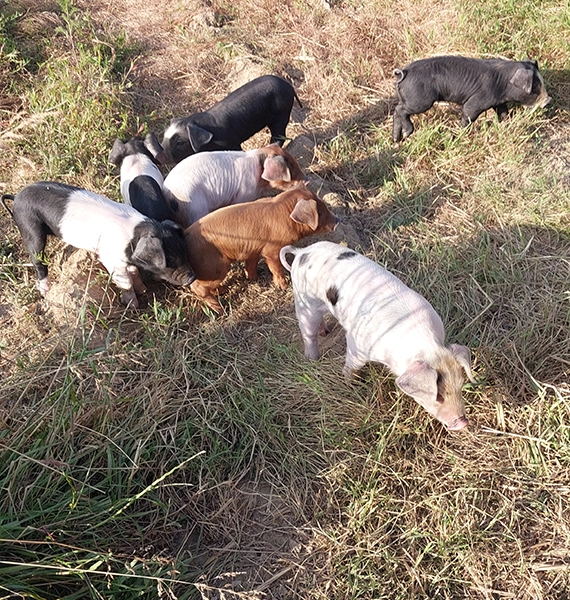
[1,0,570,598]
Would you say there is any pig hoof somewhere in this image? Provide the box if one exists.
[204,299,223,313]
[37,279,50,296]
[342,366,357,379]
[121,290,139,309]
[318,323,330,337]
[273,277,288,289]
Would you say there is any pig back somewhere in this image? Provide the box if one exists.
[292,242,446,373]
[59,189,145,255]
[163,151,262,225]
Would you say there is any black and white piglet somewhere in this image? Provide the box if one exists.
[392,55,550,142]
[161,74,301,163]
[2,182,195,307]
[108,133,174,222]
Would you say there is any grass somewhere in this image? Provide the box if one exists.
[1,0,570,598]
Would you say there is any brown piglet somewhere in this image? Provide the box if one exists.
[185,184,339,311]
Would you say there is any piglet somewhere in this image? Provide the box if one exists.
[108,133,174,222]
[392,55,550,142]
[161,74,301,163]
[3,182,195,308]
[185,185,338,312]
[280,241,475,430]
[163,144,306,228]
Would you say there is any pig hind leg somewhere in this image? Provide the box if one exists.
[392,104,417,142]
[295,298,327,360]
[17,220,51,294]
[244,254,261,282]
[263,249,288,289]
[268,111,292,146]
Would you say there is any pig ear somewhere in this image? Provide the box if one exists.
[449,343,476,383]
[108,138,126,166]
[395,361,439,406]
[510,68,534,94]
[187,123,214,153]
[289,198,318,230]
[144,132,167,165]
[131,235,167,271]
[162,219,184,232]
[261,155,291,182]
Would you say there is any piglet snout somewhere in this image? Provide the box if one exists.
[183,272,197,286]
[168,268,196,287]
[447,416,469,431]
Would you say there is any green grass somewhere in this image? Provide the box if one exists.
[1,0,570,597]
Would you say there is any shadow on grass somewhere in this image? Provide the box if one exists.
[543,68,570,112]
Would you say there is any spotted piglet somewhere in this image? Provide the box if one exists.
[280,241,475,430]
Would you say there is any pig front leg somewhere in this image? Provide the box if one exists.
[99,256,139,308]
[190,279,223,313]
[392,105,414,142]
[126,265,146,294]
[342,332,367,379]
[461,98,486,127]
[494,103,509,122]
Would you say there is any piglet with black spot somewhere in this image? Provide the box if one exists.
[109,132,174,223]
[2,182,195,308]
[280,241,475,431]
[161,75,301,164]
[392,55,550,142]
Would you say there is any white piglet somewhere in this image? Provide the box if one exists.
[162,144,306,228]
[280,241,475,431]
